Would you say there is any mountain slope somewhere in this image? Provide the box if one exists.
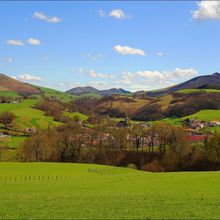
[67,86,99,95]
[66,86,131,96]
[0,74,41,95]
[146,72,220,97]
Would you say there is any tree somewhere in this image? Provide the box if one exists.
[0,111,16,128]
[206,133,220,162]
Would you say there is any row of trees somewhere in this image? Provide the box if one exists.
[19,119,220,171]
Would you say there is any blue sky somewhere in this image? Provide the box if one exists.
[1,1,220,91]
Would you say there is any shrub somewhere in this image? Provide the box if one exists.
[127,163,138,169]
[142,160,164,172]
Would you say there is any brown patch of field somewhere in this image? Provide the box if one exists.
[157,95,173,111]
[97,96,152,115]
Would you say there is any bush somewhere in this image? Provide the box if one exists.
[127,163,137,169]
[142,160,164,172]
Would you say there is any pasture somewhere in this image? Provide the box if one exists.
[182,109,220,121]
[0,162,220,219]
[176,89,220,94]
[0,99,62,130]
[39,87,76,102]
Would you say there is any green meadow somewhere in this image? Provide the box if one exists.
[64,111,89,121]
[176,89,220,94]
[39,87,77,102]
[182,109,220,121]
[0,91,20,97]
[0,162,219,219]
[163,109,220,125]
[0,99,62,130]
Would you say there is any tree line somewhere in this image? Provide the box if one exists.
[19,120,220,172]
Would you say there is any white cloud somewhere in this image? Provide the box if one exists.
[18,74,42,82]
[59,82,65,87]
[33,12,61,23]
[10,76,17,80]
[192,1,220,20]
[166,68,198,78]
[99,9,106,17]
[88,69,114,79]
[113,45,146,56]
[6,40,24,46]
[78,67,84,73]
[85,53,104,61]
[157,52,163,56]
[7,58,13,63]
[27,38,41,45]
[0,57,13,63]
[109,9,127,19]
[117,68,198,91]
[99,9,130,19]
[121,68,197,81]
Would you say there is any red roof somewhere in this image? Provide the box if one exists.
[187,135,208,142]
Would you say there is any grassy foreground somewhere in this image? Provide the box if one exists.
[0,163,220,219]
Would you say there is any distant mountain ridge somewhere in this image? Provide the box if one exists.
[146,72,220,97]
[66,86,131,96]
[1,72,220,98]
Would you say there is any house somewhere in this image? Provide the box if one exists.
[24,127,37,134]
[209,121,220,127]
[186,119,205,130]
[0,132,9,138]
[187,135,208,143]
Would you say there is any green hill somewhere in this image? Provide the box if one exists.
[0,99,62,130]
[38,87,77,102]
[0,162,220,219]
[176,89,220,94]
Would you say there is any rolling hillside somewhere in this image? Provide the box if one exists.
[146,72,220,97]
[0,74,41,95]
[0,99,62,130]
[67,86,131,97]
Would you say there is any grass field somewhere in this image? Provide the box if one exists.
[163,109,220,125]
[176,89,220,94]
[182,109,220,121]
[0,99,62,130]
[0,136,26,149]
[0,163,220,219]
[0,91,20,97]
[64,111,89,121]
[38,87,77,102]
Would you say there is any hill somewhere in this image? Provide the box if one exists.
[0,162,220,219]
[146,72,220,97]
[0,74,41,95]
[66,86,131,97]
[0,99,62,130]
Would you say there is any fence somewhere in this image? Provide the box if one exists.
[0,175,72,184]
